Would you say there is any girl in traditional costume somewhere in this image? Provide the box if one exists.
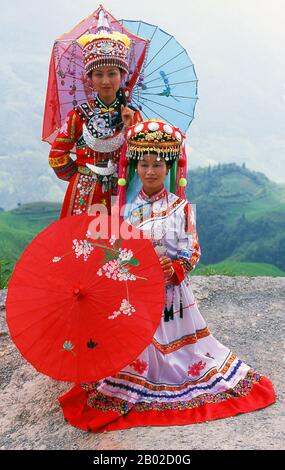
[48,11,142,217]
[59,119,275,432]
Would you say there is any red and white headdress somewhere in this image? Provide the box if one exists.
[77,10,130,75]
[125,120,183,162]
[117,119,188,209]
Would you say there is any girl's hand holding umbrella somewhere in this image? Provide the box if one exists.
[159,256,175,283]
[121,105,135,127]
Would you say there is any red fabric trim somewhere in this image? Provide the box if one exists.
[184,202,193,234]
[175,142,187,199]
[59,376,275,433]
[117,111,142,213]
[59,172,79,219]
[60,171,116,219]
[117,141,128,212]
[133,110,143,123]
[171,260,185,285]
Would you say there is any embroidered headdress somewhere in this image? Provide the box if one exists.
[125,119,184,162]
[117,119,188,207]
[77,9,130,75]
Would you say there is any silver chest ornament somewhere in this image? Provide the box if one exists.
[86,160,117,176]
[82,123,124,154]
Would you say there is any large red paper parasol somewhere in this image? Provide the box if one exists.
[42,4,148,144]
[6,214,165,382]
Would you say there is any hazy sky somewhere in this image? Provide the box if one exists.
[1,0,285,189]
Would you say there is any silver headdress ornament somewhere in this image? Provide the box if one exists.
[77,8,131,75]
[97,7,112,33]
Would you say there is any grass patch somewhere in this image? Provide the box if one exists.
[193,261,285,277]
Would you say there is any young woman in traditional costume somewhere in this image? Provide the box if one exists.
[48,15,142,218]
[58,119,275,432]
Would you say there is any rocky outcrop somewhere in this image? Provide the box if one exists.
[0,277,284,450]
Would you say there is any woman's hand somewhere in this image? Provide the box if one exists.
[121,105,135,127]
[159,256,174,281]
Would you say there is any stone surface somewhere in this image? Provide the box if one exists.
[0,276,284,450]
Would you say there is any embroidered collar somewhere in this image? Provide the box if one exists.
[95,94,119,111]
[139,187,166,203]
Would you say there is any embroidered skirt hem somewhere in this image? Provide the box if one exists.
[58,375,275,433]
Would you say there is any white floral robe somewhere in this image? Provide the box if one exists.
[77,189,274,422]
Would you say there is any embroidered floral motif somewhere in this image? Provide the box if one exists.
[97,259,137,281]
[134,371,261,412]
[118,247,134,262]
[51,236,146,324]
[87,338,98,349]
[72,238,94,261]
[188,360,207,377]
[108,299,136,319]
[73,174,94,215]
[62,340,76,357]
[109,235,116,246]
[130,359,148,374]
[93,236,145,282]
[48,153,70,168]
[86,390,133,415]
[84,369,261,415]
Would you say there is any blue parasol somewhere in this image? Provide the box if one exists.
[120,19,198,133]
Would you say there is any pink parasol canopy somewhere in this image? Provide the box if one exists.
[42,4,148,145]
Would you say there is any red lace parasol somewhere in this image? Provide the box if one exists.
[42,5,148,145]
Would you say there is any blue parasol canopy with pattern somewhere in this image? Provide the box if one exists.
[121,19,198,133]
